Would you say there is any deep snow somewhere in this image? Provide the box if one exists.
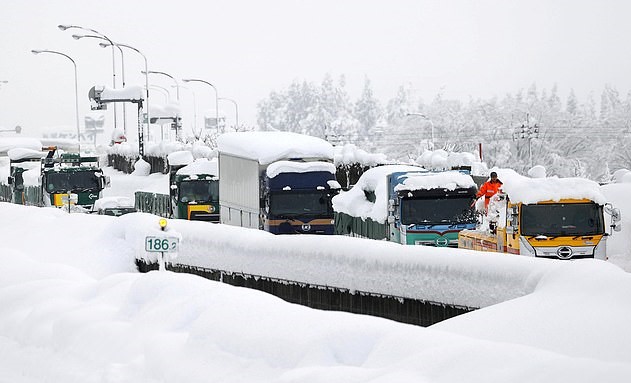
[1,154,631,381]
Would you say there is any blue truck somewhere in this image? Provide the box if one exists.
[218,131,341,234]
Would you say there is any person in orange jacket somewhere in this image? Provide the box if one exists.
[477,171,503,210]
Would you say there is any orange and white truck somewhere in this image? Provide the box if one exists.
[458,170,621,260]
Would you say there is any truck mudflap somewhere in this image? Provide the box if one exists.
[267,218,335,235]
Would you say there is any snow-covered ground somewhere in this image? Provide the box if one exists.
[1,162,631,381]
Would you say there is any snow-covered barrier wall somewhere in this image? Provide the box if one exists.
[132,214,563,325]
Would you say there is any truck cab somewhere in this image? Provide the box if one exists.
[262,161,340,234]
[387,170,478,246]
[168,153,220,222]
[458,171,621,260]
[40,152,110,210]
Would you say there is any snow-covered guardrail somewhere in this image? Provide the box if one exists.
[130,214,562,309]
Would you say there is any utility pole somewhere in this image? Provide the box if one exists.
[512,115,539,169]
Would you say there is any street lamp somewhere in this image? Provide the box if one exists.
[406,113,435,150]
[72,33,127,134]
[218,97,239,129]
[149,85,171,103]
[181,78,219,134]
[31,49,81,153]
[143,70,179,100]
[99,41,150,155]
[176,85,197,134]
[59,24,118,132]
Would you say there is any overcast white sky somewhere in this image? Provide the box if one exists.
[1,0,630,136]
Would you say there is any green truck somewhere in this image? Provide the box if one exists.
[1,147,110,211]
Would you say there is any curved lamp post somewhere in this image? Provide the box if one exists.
[31,49,81,153]
[72,34,127,134]
[143,70,179,101]
[406,113,435,150]
[181,78,219,134]
[218,97,239,129]
[176,85,197,134]
[59,24,118,132]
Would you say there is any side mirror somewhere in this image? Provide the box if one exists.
[613,222,622,232]
[7,176,12,185]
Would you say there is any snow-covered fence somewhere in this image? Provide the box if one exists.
[131,216,562,325]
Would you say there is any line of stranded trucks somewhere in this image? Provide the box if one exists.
[0,131,622,261]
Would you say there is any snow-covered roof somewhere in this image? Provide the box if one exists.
[332,164,423,222]
[395,171,476,192]
[334,144,389,166]
[176,158,219,177]
[7,148,46,161]
[218,131,334,164]
[496,168,607,205]
[266,160,336,178]
[0,137,42,154]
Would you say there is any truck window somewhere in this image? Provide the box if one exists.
[400,197,476,225]
[520,203,604,236]
[45,172,100,193]
[179,180,219,203]
[269,191,331,216]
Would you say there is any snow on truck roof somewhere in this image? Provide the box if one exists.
[7,148,46,161]
[0,137,42,155]
[395,171,476,192]
[217,131,334,164]
[495,168,607,205]
[266,160,336,178]
[332,164,423,223]
[176,158,219,177]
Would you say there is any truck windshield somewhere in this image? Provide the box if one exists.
[521,202,604,236]
[400,197,476,225]
[269,191,332,217]
[45,171,100,193]
[179,180,219,203]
